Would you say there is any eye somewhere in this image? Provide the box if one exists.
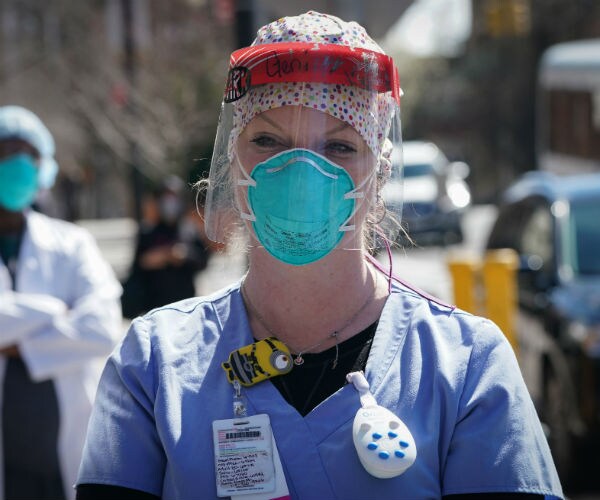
[324,140,357,158]
[250,134,285,150]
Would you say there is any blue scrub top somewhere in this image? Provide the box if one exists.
[77,280,563,499]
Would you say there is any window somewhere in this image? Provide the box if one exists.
[547,90,600,161]
[568,199,600,276]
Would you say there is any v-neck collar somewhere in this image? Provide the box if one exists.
[223,282,418,437]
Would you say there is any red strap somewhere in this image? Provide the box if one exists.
[226,42,401,104]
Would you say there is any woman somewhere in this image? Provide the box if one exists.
[76,12,563,499]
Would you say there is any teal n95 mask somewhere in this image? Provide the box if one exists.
[238,148,364,265]
[0,153,39,212]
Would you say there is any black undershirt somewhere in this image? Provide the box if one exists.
[76,322,543,500]
[270,321,377,416]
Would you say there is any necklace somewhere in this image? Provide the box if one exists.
[241,270,378,369]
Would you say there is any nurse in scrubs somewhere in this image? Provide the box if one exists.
[77,11,563,500]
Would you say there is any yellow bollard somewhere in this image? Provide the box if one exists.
[482,249,519,354]
[447,255,481,315]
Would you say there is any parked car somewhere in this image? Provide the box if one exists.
[382,140,471,245]
[486,170,600,484]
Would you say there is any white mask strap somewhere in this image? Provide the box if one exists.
[339,171,375,232]
[235,156,257,222]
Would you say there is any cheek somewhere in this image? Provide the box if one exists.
[343,153,377,189]
[234,147,271,178]
[234,145,252,174]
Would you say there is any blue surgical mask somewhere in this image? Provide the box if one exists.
[241,148,358,266]
[0,153,39,212]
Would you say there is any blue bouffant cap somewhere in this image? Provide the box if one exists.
[0,105,59,189]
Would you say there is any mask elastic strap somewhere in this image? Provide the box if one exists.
[235,157,257,222]
[339,171,374,232]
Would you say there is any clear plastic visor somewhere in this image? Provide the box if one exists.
[204,43,403,259]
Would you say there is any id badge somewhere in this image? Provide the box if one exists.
[213,414,275,497]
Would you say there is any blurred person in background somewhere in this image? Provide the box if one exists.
[0,105,122,500]
[76,12,561,500]
[121,175,213,318]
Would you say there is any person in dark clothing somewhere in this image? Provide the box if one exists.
[122,175,212,317]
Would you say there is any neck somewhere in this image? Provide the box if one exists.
[243,247,387,353]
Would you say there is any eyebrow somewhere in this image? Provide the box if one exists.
[257,114,281,130]
[325,121,350,135]
[257,113,350,135]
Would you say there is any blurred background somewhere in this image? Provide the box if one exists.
[2,1,600,496]
[2,0,598,222]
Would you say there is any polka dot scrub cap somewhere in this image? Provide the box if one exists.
[229,11,398,159]
[255,10,383,51]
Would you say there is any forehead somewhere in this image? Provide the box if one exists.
[245,106,355,134]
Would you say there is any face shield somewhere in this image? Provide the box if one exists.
[204,42,403,265]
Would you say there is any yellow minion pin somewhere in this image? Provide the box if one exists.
[222,337,293,387]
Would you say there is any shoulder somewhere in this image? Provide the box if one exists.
[119,282,245,366]
[389,285,522,405]
[381,283,515,395]
[143,281,242,324]
[373,284,562,497]
[107,282,247,398]
[389,282,507,351]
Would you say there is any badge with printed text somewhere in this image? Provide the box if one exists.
[213,414,276,497]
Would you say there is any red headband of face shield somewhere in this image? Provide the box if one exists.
[224,42,401,105]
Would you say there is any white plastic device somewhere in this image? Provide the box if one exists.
[347,371,416,478]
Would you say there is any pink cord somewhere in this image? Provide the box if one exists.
[366,237,456,310]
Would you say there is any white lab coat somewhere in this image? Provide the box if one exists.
[0,210,122,500]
